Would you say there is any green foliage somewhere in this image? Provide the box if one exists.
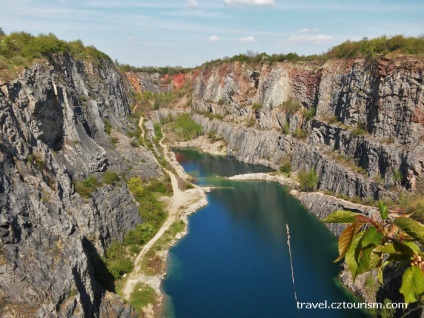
[302,107,316,119]
[252,103,262,111]
[324,202,424,305]
[124,223,155,245]
[103,118,112,135]
[111,136,119,146]
[292,127,308,139]
[279,158,291,176]
[129,283,157,313]
[394,169,403,184]
[0,31,112,80]
[298,169,318,191]
[325,35,424,59]
[118,64,191,75]
[282,122,290,134]
[127,176,144,200]
[200,35,424,69]
[102,170,119,185]
[154,123,163,140]
[171,113,203,140]
[74,176,100,198]
[280,98,302,114]
[352,123,367,136]
[105,241,133,279]
[322,210,360,223]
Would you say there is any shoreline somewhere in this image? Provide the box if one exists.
[120,126,208,317]
[123,134,377,316]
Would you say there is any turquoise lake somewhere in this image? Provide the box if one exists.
[162,149,368,318]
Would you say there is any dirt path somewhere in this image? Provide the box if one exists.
[121,118,207,301]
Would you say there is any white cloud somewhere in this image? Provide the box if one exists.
[209,35,221,42]
[236,35,255,42]
[299,28,319,33]
[187,0,198,7]
[288,34,334,44]
[224,0,275,6]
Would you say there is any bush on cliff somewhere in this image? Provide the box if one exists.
[171,113,203,141]
[298,169,318,191]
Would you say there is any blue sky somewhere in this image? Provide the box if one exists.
[1,0,423,67]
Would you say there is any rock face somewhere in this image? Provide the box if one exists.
[190,57,424,200]
[0,54,161,317]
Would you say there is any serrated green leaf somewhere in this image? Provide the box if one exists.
[374,242,416,259]
[357,246,373,276]
[334,223,361,262]
[368,251,382,271]
[378,200,389,220]
[323,210,359,223]
[394,217,424,245]
[411,209,424,223]
[346,231,365,280]
[400,266,424,304]
[377,267,383,284]
[361,227,383,249]
[374,243,396,254]
[402,241,421,254]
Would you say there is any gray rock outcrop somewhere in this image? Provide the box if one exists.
[0,54,161,317]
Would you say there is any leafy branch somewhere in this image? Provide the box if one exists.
[323,201,424,304]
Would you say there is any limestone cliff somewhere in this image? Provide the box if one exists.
[190,57,424,200]
[0,54,161,317]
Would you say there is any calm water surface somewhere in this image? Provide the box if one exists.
[162,149,368,318]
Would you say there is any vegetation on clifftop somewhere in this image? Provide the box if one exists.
[201,35,424,67]
[0,29,111,80]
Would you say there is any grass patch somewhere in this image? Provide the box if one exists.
[129,283,157,314]
[141,249,164,276]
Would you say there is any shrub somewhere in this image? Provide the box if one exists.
[302,107,316,119]
[292,127,308,139]
[103,170,119,185]
[127,176,144,200]
[352,123,367,136]
[111,136,119,146]
[252,103,262,111]
[124,223,155,245]
[298,169,318,191]
[171,113,203,140]
[103,119,112,135]
[105,241,133,279]
[393,169,403,184]
[280,98,301,114]
[282,122,290,134]
[153,123,163,140]
[279,159,292,176]
[74,176,100,198]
